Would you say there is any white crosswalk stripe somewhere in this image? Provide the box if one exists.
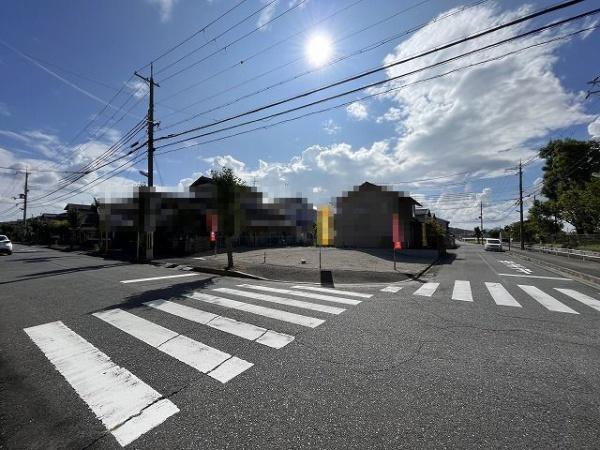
[484,282,522,307]
[237,284,362,305]
[93,309,253,383]
[213,287,345,315]
[380,286,402,293]
[290,285,373,298]
[144,299,294,348]
[518,285,579,314]
[413,282,439,297]
[24,321,179,447]
[451,280,473,302]
[185,291,325,328]
[554,289,600,312]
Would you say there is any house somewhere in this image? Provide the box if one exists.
[334,182,421,248]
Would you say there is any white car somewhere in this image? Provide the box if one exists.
[0,235,13,255]
[484,238,503,252]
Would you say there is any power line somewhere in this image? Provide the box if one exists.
[159,0,309,82]
[139,0,251,71]
[156,1,591,145]
[159,0,481,130]
[155,0,279,77]
[154,25,596,160]
[159,0,433,106]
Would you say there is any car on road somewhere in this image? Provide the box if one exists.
[484,238,503,251]
[0,235,13,255]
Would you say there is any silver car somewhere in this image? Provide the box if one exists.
[484,238,503,251]
[0,235,13,255]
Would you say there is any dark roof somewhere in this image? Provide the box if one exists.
[189,176,214,188]
[64,203,92,211]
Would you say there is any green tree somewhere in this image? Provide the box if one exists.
[528,200,562,242]
[539,139,600,233]
[211,167,245,269]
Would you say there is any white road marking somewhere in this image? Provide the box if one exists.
[120,273,199,284]
[485,282,522,307]
[213,288,345,315]
[380,286,402,293]
[186,291,325,328]
[193,257,206,260]
[24,321,179,447]
[498,260,533,274]
[237,284,361,305]
[93,309,252,382]
[451,280,473,302]
[554,289,600,312]
[290,285,373,298]
[144,299,294,349]
[518,285,579,314]
[413,283,440,297]
[498,273,572,280]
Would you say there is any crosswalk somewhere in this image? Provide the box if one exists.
[23,283,372,447]
[381,279,600,316]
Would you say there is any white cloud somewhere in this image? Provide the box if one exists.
[346,102,368,121]
[322,119,341,135]
[312,186,324,193]
[0,102,10,117]
[257,0,279,30]
[126,80,149,99]
[589,116,600,140]
[369,2,592,179]
[376,107,405,124]
[147,0,179,22]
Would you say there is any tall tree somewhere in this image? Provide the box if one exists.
[211,167,245,269]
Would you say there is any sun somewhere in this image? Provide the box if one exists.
[305,33,333,67]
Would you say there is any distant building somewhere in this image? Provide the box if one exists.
[334,182,422,248]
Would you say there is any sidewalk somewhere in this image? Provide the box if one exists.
[508,248,600,287]
[154,247,440,284]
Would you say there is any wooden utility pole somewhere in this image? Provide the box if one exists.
[480,201,483,238]
[519,160,524,250]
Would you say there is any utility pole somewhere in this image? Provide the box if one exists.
[519,159,524,250]
[134,64,160,261]
[134,64,159,187]
[479,201,483,238]
[22,169,29,240]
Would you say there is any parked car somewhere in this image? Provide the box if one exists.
[484,238,503,251]
[0,235,13,255]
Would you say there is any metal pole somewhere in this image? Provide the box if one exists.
[393,248,396,270]
[319,245,322,269]
[23,169,29,240]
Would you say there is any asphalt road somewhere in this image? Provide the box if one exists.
[1,243,600,449]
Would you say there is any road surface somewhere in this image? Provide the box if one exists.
[1,243,600,449]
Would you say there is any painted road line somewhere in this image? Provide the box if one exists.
[290,285,373,298]
[451,280,473,302]
[498,273,572,281]
[186,292,325,328]
[413,282,440,297]
[93,309,253,382]
[380,286,402,293]
[554,289,600,312]
[24,321,178,447]
[484,282,522,307]
[213,288,345,315]
[120,273,199,284]
[237,284,361,306]
[144,299,294,348]
[518,285,579,314]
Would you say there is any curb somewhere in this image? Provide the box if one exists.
[508,250,600,289]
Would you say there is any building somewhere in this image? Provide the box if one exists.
[334,182,422,249]
[98,175,316,256]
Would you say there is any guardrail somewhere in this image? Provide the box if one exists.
[528,246,600,262]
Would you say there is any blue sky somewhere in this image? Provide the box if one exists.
[1,0,599,229]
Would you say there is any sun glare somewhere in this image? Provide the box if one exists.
[305,34,333,67]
